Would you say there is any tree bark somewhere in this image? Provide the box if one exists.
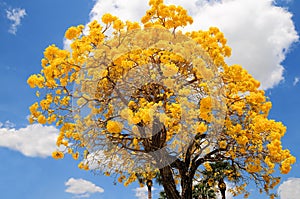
[181,175,193,199]
[159,166,181,199]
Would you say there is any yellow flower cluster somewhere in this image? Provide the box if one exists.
[141,0,193,29]
[203,162,212,172]
[52,151,64,159]
[199,97,212,122]
[196,122,207,134]
[124,172,138,187]
[102,13,118,24]
[37,115,47,124]
[78,162,89,170]
[280,156,296,174]
[65,25,84,40]
[219,140,227,149]
[106,120,123,133]
[188,27,231,67]
[27,74,45,88]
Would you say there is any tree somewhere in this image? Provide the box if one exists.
[27,0,295,199]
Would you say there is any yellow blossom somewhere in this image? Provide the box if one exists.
[219,140,227,149]
[107,120,123,133]
[102,13,117,24]
[72,152,79,160]
[27,74,45,88]
[207,178,214,186]
[196,122,207,134]
[65,25,83,40]
[37,115,47,124]
[52,151,64,159]
[204,162,212,172]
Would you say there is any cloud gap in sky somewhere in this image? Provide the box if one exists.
[6,7,26,35]
[85,0,298,90]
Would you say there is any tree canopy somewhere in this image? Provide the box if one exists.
[27,0,295,198]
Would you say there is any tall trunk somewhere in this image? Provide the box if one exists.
[159,166,181,199]
[147,179,152,199]
[181,175,193,199]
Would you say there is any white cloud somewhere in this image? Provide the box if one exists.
[278,178,300,199]
[0,124,59,158]
[89,0,149,23]
[293,77,299,86]
[65,178,104,198]
[6,7,26,34]
[134,186,147,199]
[186,0,299,90]
[134,186,156,199]
[85,0,298,90]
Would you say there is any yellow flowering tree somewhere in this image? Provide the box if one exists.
[27,0,295,198]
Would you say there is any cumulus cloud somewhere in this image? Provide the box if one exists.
[134,186,156,199]
[134,186,148,199]
[0,124,59,157]
[186,0,298,89]
[65,178,104,198]
[89,0,148,23]
[278,178,300,199]
[6,7,26,34]
[86,0,298,90]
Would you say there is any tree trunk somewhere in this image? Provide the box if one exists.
[159,166,181,199]
[181,175,193,199]
[147,179,152,199]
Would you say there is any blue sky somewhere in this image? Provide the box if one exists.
[0,0,299,198]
